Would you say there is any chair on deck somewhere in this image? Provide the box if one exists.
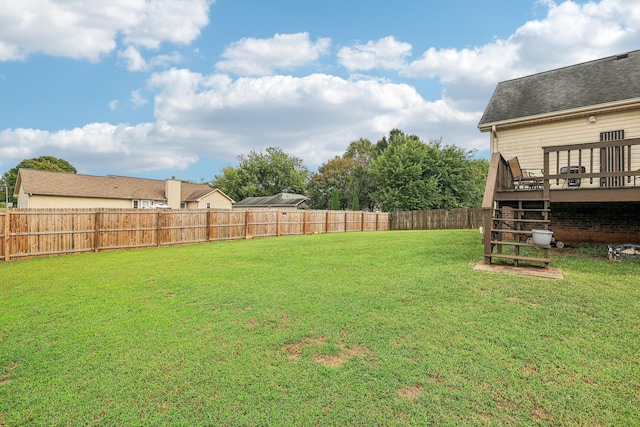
[560,166,586,188]
[508,157,544,190]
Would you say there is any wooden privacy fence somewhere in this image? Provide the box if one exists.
[389,208,482,231]
[0,209,389,262]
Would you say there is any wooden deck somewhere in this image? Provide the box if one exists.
[496,186,640,203]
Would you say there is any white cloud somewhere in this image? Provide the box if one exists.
[510,0,640,69]
[119,46,147,72]
[0,124,198,173]
[118,46,181,72]
[108,100,119,111]
[130,91,148,108]
[338,36,412,72]
[404,42,523,84]
[0,0,213,62]
[405,0,640,85]
[215,32,331,76]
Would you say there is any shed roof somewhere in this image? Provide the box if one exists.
[478,50,640,127]
[234,192,309,208]
[15,168,230,202]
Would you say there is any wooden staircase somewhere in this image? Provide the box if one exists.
[486,199,551,268]
[482,153,552,269]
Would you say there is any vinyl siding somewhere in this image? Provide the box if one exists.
[492,109,640,189]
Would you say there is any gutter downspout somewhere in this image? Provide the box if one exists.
[491,125,498,154]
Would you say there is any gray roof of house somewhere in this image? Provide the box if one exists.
[234,192,309,208]
[478,49,640,127]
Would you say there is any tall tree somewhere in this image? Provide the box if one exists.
[343,138,378,211]
[331,190,340,210]
[370,133,439,211]
[306,156,355,209]
[352,192,360,211]
[211,147,309,201]
[370,131,484,211]
[2,156,77,206]
[307,138,379,210]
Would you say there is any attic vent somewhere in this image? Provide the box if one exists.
[600,129,624,141]
[615,53,629,60]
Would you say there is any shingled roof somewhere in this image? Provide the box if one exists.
[234,192,309,208]
[15,168,222,202]
[478,50,640,128]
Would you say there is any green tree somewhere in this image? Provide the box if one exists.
[352,192,360,211]
[2,156,77,206]
[370,130,484,211]
[307,138,378,210]
[331,190,340,210]
[306,157,355,209]
[211,147,309,201]
[469,158,490,207]
[370,133,439,211]
[343,138,378,211]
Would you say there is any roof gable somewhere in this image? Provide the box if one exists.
[479,50,640,127]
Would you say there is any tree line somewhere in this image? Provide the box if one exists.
[1,129,489,211]
[212,129,489,211]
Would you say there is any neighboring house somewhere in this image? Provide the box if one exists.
[478,50,640,265]
[233,193,309,210]
[14,169,234,209]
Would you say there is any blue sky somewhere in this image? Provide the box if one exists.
[1,0,639,183]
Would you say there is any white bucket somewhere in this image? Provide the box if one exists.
[531,229,553,246]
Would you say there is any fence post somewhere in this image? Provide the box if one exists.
[206,210,212,241]
[303,211,308,235]
[326,211,330,233]
[245,210,250,238]
[94,211,100,252]
[3,210,9,261]
[276,210,281,237]
[156,211,162,246]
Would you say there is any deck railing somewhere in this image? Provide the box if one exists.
[542,137,640,197]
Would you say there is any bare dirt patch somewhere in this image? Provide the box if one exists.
[396,385,423,400]
[282,337,326,360]
[313,342,370,368]
[282,337,370,366]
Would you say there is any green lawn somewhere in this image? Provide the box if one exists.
[1,230,639,426]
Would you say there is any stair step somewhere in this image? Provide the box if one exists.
[490,241,551,248]
[485,254,551,263]
[490,229,536,235]
[494,208,550,213]
[492,218,550,224]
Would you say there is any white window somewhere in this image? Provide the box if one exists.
[132,200,139,209]
[206,202,211,209]
[180,202,187,209]
[141,200,151,208]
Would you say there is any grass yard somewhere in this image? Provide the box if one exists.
[1,230,639,426]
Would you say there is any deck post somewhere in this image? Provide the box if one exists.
[543,151,551,200]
